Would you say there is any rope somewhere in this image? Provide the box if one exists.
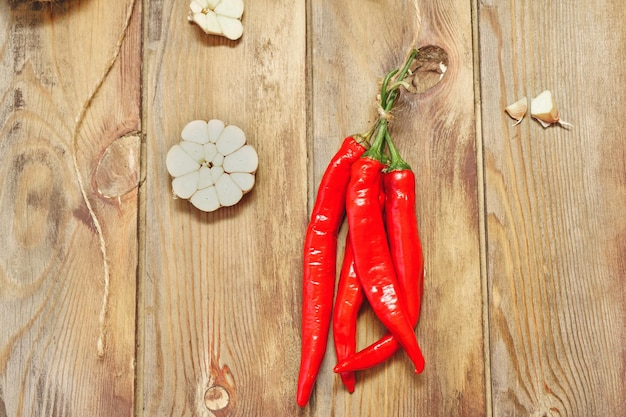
[69,0,137,359]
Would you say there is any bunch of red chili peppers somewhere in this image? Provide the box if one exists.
[297,49,425,407]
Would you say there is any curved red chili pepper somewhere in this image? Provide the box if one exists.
[332,233,363,393]
[345,155,425,374]
[297,136,367,407]
[335,167,424,373]
[332,186,384,392]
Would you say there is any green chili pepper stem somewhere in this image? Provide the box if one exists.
[363,119,388,161]
[384,131,411,171]
[361,48,419,163]
[382,49,418,111]
[380,69,399,109]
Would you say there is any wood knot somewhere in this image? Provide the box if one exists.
[204,385,230,412]
[95,134,141,200]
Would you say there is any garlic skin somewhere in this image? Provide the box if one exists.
[505,97,528,126]
[166,119,258,212]
[530,90,572,129]
[188,0,244,41]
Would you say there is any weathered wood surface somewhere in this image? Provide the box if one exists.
[478,1,626,416]
[308,0,484,416]
[0,0,624,416]
[141,0,307,416]
[0,1,141,417]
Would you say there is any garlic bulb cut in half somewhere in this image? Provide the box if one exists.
[166,119,258,212]
[188,0,244,40]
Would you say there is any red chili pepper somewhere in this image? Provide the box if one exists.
[335,134,424,372]
[297,136,367,407]
[332,187,384,392]
[332,233,364,393]
[344,128,425,374]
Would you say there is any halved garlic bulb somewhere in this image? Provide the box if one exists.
[188,0,244,41]
[166,119,258,212]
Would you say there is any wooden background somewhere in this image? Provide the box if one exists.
[0,0,624,416]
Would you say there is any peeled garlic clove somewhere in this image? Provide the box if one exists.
[217,16,244,40]
[215,174,243,207]
[203,11,223,35]
[210,166,224,183]
[204,143,218,162]
[207,119,225,143]
[216,125,246,155]
[212,153,225,167]
[166,145,201,177]
[215,0,244,19]
[197,166,214,189]
[505,97,527,126]
[181,120,210,144]
[189,1,205,14]
[179,140,205,163]
[530,90,572,129]
[172,171,199,199]
[191,186,221,212]
[224,145,258,173]
[230,172,255,192]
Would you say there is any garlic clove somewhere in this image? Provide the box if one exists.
[530,90,572,129]
[223,145,258,173]
[197,165,214,189]
[230,172,255,192]
[215,173,243,207]
[189,12,207,30]
[204,142,218,162]
[216,125,246,155]
[179,141,205,163]
[215,0,244,19]
[211,153,225,168]
[166,145,201,177]
[210,166,225,183]
[205,0,221,9]
[505,97,527,126]
[217,15,244,40]
[191,186,221,212]
[181,120,210,144]
[189,1,205,14]
[207,119,225,143]
[172,171,199,199]
[202,11,223,35]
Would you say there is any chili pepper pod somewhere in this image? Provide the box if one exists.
[335,136,424,373]
[332,233,364,393]
[297,136,368,407]
[332,188,385,392]
[345,129,425,375]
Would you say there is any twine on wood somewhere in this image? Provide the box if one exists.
[374,0,422,122]
[70,0,137,359]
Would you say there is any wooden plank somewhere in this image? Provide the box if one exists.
[141,1,307,416]
[478,0,626,415]
[0,1,141,416]
[308,0,485,415]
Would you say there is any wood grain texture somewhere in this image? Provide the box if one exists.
[478,0,626,416]
[0,1,141,416]
[309,1,484,416]
[1,0,624,416]
[141,1,307,416]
